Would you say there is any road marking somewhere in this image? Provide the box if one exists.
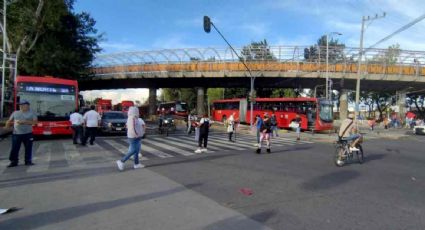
[145,138,195,156]
[163,136,220,152]
[139,143,174,158]
[27,142,51,173]
[103,139,149,161]
[62,142,87,168]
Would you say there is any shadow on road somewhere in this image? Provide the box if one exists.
[301,170,359,191]
[0,183,202,230]
[203,210,275,230]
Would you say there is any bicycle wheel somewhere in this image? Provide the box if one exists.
[356,144,364,164]
[334,145,345,167]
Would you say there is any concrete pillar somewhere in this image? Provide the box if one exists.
[397,91,406,121]
[196,87,205,116]
[339,89,349,120]
[148,88,157,116]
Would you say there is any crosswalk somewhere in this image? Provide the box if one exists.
[0,133,313,173]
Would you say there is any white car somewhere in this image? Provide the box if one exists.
[413,125,425,135]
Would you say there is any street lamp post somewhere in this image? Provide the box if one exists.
[1,0,6,118]
[325,32,342,100]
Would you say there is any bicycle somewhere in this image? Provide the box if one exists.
[334,137,364,167]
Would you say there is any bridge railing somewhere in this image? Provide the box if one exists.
[92,46,425,77]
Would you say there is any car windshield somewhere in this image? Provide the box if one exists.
[103,113,127,119]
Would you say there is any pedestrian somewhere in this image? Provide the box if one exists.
[254,114,263,146]
[82,105,101,146]
[227,112,236,142]
[5,100,37,167]
[195,114,211,153]
[270,113,279,137]
[116,106,145,171]
[294,114,302,141]
[187,112,195,134]
[256,113,271,154]
[69,109,84,144]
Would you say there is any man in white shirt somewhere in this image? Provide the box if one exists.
[69,109,84,144]
[82,105,101,146]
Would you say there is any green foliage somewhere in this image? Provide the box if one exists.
[304,35,345,63]
[369,44,400,65]
[207,88,224,103]
[5,0,102,79]
[224,88,249,98]
[240,39,276,61]
[270,88,297,98]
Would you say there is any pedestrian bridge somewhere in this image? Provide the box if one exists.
[81,46,425,91]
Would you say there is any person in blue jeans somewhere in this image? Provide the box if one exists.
[254,114,263,146]
[116,106,146,171]
[5,100,38,167]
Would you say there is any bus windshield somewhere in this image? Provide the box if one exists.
[17,82,76,120]
[319,102,333,122]
[176,103,188,112]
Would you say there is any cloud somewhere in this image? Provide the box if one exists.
[80,88,152,104]
[241,22,270,38]
[100,42,138,50]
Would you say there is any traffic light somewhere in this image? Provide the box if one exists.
[203,16,211,33]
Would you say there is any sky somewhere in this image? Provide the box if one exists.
[74,0,425,103]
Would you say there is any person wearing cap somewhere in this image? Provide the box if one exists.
[5,100,38,167]
[338,113,362,152]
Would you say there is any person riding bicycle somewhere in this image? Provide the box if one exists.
[338,113,362,152]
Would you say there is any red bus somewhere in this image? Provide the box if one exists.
[121,100,134,113]
[15,76,79,135]
[211,97,333,131]
[158,101,189,117]
[96,98,112,115]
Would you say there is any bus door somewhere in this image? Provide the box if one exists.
[239,98,247,123]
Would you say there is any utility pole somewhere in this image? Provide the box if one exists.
[355,13,385,120]
[1,0,6,118]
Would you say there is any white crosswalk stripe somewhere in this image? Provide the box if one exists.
[62,142,87,168]
[27,142,51,173]
[0,133,314,174]
[103,139,149,161]
[145,137,195,156]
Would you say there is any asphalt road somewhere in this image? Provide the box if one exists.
[0,131,424,229]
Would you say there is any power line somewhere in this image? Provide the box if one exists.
[365,13,425,51]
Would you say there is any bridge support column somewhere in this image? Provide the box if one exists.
[196,87,205,116]
[397,91,407,121]
[339,89,349,120]
[148,88,157,116]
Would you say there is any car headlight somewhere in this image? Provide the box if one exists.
[108,122,112,127]
[164,120,169,124]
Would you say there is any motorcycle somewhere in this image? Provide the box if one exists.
[159,115,176,136]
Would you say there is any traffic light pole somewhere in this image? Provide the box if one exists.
[204,16,256,128]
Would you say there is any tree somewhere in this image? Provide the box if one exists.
[406,94,425,118]
[240,39,276,61]
[270,88,297,98]
[353,91,393,121]
[369,44,400,65]
[2,0,102,79]
[304,35,345,63]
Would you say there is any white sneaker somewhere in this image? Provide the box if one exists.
[134,163,145,169]
[194,148,202,154]
[201,148,208,153]
[253,143,259,147]
[116,160,124,171]
[349,146,360,152]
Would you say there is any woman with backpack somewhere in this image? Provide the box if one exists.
[116,106,145,171]
[256,113,272,154]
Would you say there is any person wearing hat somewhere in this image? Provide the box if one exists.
[5,100,38,167]
[338,113,362,152]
